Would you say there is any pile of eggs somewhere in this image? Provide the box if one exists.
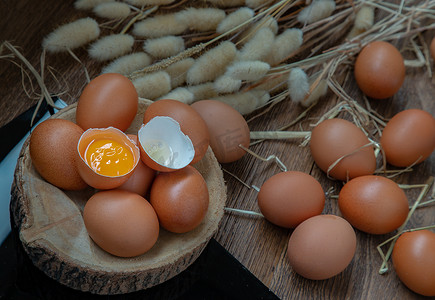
[258,113,435,293]
[27,39,435,296]
[255,40,435,296]
[28,73,250,258]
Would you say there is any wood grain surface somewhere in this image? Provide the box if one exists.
[1,1,434,299]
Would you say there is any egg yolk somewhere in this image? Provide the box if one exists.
[85,139,134,177]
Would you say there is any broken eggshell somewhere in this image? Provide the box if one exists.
[77,127,140,190]
[138,116,195,172]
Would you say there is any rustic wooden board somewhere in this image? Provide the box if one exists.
[10,99,227,294]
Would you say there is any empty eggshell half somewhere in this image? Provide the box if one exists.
[77,127,140,189]
[138,116,195,172]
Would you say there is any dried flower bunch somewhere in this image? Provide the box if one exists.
[38,0,346,114]
[38,0,435,119]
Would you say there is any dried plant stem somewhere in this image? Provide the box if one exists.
[249,100,317,147]
[327,70,388,128]
[222,168,251,189]
[363,97,390,125]
[417,32,433,78]
[250,130,310,140]
[384,156,423,179]
[189,32,219,44]
[121,6,158,34]
[403,38,426,68]
[224,207,264,218]
[409,199,435,209]
[297,7,354,60]
[398,182,430,190]
[379,0,435,13]
[2,41,64,126]
[377,176,434,275]
[373,168,413,175]
[326,142,375,180]
[18,63,37,99]
[99,17,125,31]
[128,43,206,80]
[269,0,297,20]
[301,4,349,33]
[306,101,353,129]
[0,53,15,59]
[161,0,188,10]
[239,144,287,172]
[289,101,348,148]
[67,48,90,83]
[31,95,46,126]
[377,224,435,270]
[273,49,339,73]
[3,42,54,106]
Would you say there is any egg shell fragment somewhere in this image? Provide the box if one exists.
[257,171,325,228]
[309,118,376,181]
[77,127,140,190]
[287,214,357,280]
[150,165,209,233]
[76,73,138,131]
[380,109,435,167]
[191,100,250,163]
[83,189,160,258]
[29,119,88,190]
[143,99,210,165]
[338,175,408,234]
[138,116,195,172]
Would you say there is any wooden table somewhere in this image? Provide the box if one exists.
[1,1,434,299]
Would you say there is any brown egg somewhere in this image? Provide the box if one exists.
[77,127,140,190]
[354,41,405,99]
[76,73,138,131]
[191,100,250,163]
[257,171,325,228]
[380,109,435,167]
[143,99,210,164]
[150,165,209,233]
[287,214,356,280]
[309,118,376,181]
[118,135,156,197]
[392,230,435,297]
[83,189,159,257]
[29,119,87,190]
[338,175,408,234]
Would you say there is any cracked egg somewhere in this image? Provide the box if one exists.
[77,127,140,190]
[138,116,195,172]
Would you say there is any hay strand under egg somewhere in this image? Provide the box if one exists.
[377,176,434,275]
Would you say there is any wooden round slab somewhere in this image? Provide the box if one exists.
[10,98,227,295]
